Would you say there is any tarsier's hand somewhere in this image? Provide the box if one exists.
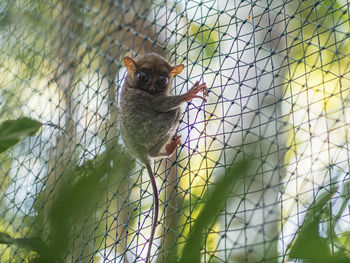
[184,81,208,102]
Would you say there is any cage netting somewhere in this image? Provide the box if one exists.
[1,0,350,262]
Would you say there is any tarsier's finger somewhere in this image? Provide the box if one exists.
[192,80,199,88]
[172,135,182,142]
[199,82,209,97]
[191,83,207,93]
[199,82,207,94]
[192,95,207,102]
[191,80,202,88]
[176,137,182,146]
[196,83,207,92]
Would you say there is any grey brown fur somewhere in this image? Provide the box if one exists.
[119,53,207,263]
[120,54,182,163]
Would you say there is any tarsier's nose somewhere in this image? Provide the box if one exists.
[149,85,156,92]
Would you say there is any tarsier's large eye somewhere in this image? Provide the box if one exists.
[156,75,169,87]
[136,71,149,83]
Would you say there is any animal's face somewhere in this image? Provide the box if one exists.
[124,53,184,95]
[134,62,170,94]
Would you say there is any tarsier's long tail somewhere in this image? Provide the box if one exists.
[145,162,159,263]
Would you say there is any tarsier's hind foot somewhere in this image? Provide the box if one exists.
[165,135,182,156]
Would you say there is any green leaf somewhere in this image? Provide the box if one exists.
[0,146,133,262]
[0,117,42,153]
[0,232,49,258]
[334,180,350,224]
[288,187,350,263]
[179,161,249,263]
[289,215,331,262]
[12,237,49,254]
[42,148,133,261]
[0,232,12,244]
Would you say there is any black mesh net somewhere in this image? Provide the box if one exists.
[1,0,350,262]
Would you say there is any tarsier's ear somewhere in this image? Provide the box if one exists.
[170,64,184,77]
[124,56,137,72]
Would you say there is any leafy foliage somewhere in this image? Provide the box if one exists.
[288,187,350,263]
[0,232,50,261]
[0,147,134,262]
[179,161,249,263]
[0,117,42,153]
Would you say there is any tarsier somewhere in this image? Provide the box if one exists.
[119,53,207,263]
